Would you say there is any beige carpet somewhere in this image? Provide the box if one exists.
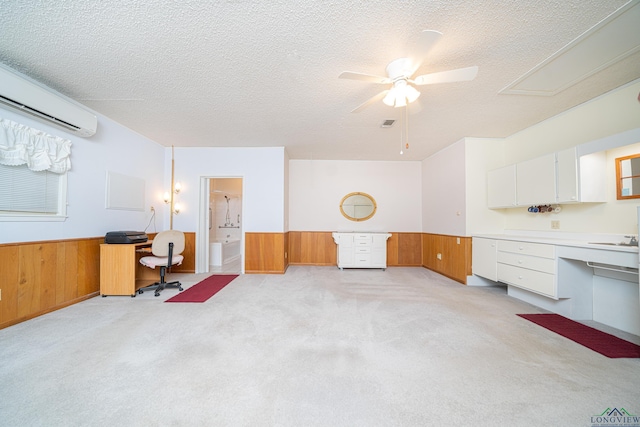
[0,266,638,426]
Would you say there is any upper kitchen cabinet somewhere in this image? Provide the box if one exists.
[516,153,556,206]
[487,147,607,209]
[557,147,606,203]
[487,164,517,208]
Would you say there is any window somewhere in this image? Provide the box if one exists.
[0,163,67,220]
[616,153,640,200]
[0,117,71,221]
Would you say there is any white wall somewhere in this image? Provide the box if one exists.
[421,140,466,235]
[464,137,507,235]
[289,160,422,232]
[0,106,164,244]
[169,147,286,233]
[504,79,640,163]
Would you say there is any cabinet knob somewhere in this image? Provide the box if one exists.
[518,246,524,250]
[518,275,523,279]
[518,260,523,264]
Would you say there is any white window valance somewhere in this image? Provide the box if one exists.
[0,117,72,174]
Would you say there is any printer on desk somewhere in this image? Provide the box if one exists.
[104,231,148,244]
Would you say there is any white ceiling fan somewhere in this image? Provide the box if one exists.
[339,30,479,113]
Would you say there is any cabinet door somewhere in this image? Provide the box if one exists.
[337,234,354,266]
[516,153,556,205]
[472,237,497,281]
[371,234,388,267]
[487,165,516,208]
[556,147,578,203]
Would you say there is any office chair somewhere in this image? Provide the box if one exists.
[138,230,185,297]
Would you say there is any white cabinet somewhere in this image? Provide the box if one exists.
[472,237,497,281]
[487,147,606,208]
[496,240,559,299]
[487,165,517,208]
[516,153,556,206]
[556,148,606,203]
[332,232,392,270]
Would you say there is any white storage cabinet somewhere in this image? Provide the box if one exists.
[472,237,498,281]
[487,165,517,208]
[496,240,560,299]
[332,232,392,270]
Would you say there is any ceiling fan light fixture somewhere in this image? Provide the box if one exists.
[383,88,396,107]
[405,85,421,103]
[395,93,407,108]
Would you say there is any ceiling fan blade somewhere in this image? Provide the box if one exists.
[408,30,443,75]
[412,66,479,86]
[350,90,389,113]
[339,71,391,84]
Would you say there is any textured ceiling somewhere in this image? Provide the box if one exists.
[1,0,638,161]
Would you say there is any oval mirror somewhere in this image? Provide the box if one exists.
[339,192,377,222]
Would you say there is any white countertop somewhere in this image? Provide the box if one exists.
[473,232,639,254]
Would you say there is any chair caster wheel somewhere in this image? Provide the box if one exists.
[154,292,160,297]
[138,290,143,294]
[131,294,136,298]
[102,294,107,298]
[178,287,183,291]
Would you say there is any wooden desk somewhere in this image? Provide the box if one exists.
[100,241,159,297]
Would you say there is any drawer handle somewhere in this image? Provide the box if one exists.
[518,275,523,280]
[518,246,524,250]
[518,260,523,264]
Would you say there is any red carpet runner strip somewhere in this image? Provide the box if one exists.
[517,313,640,358]
[165,274,238,303]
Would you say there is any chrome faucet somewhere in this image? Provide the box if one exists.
[624,235,638,246]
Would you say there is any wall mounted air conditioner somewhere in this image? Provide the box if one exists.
[0,63,97,137]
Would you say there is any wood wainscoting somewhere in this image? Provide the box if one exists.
[0,237,102,330]
[387,233,423,266]
[288,231,336,266]
[287,231,424,267]
[422,233,472,284]
[245,232,289,274]
[0,231,196,330]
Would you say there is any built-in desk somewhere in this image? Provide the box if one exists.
[100,241,159,297]
[471,233,640,336]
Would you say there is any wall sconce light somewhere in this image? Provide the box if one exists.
[173,203,181,215]
[163,181,181,204]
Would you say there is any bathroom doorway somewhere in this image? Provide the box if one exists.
[205,177,243,274]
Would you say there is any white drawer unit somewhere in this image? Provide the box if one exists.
[332,232,392,270]
[496,240,559,299]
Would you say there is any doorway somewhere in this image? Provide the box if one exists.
[198,177,243,274]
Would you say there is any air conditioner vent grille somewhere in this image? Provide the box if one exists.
[0,95,81,131]
[381,119,395,128]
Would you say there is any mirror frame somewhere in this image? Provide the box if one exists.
[339,192,377,222]
[615,154,640,200]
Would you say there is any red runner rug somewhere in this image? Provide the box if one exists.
[165,274,238,303]
[517,313,640,358]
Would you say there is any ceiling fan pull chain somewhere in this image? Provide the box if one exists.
[399,106,404,155]
[405,106,409,150]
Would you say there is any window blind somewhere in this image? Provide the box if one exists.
[0,163,61,213]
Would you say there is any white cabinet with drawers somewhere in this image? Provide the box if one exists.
[472,237,498,281]
[332,232,392,270]
[496,240,560,299]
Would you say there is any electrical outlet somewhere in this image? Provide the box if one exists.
[436,253,442,260]
[150,206,155,212]
[551,220,560,229]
